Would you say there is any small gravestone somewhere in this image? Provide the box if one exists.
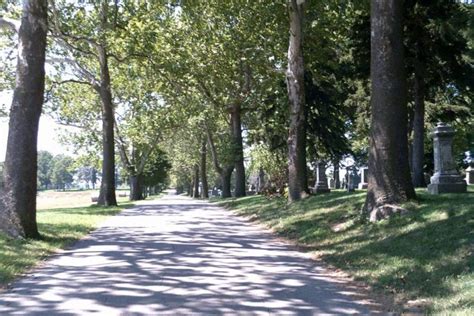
[346,167,355,192]
[358,167,369,189]
[314,162,330,194]
[427,123,466,194]
[466,151,474,185]
[329,178,335,189]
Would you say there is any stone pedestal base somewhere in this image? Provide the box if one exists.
[466,167,474,185]
[315,187,331,194]
[428,173,467,194]
[313,182,331,194]
[358,183,368,189]
[427,182,466,194]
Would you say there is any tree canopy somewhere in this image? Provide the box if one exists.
[0,0,472,237]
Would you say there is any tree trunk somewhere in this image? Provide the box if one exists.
[411,63,426,187]
[200,139,209,198]
[96,45,117,207]
[193,164,200,198]
[0,0,47,239]
[220,167,234,198]
[364,0,416,215]
[287,0,308,202]
[230,104,246,197]
[187,180,192,196]
[206,126,235,199]
[129,174,144,201]
[333,159,340,189]
[257,167,265,193]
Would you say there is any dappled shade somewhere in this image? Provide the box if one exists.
[0,194,380,314]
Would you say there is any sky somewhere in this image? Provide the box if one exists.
[0,93,71,161]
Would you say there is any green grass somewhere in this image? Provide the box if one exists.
[0,202,132,287]
[217,188,474,314]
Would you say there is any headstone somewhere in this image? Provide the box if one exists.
[346,167,355,192]
[329,178,335,189]
[466,151,474,185]
[358,167,369,189]
[427,123,467,194]
[314,162,330,194]
[352,170,361,188]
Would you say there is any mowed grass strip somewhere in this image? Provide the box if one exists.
[217,188,474,314]
[0,201,132,287]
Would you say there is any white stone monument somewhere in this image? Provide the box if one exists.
[358,167,369,189]
[465,151,474,185]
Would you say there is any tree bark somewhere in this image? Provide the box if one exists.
[333,159,340,189]
[364,0,416,215]
[411,63,426,187]
[287,0,308,202]
[230,104,246,197]
[187,180,192,196]
[129,174,144,201]
[193,164,200,198]
[257,167,265,193]
[0,0,47,239]
[220,167,234,198]
[96,45,117,206]
[200,139,209,198]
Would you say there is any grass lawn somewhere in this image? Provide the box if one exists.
[217,187,474,314]
[0,190,134,288]
[37,189,130,210]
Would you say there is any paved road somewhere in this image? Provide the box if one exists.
[0,192,380,315]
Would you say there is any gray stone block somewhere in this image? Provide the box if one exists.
[427,182,467,194]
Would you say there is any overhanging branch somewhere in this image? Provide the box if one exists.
[0,16,20,33]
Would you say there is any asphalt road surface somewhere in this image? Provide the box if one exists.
[0,191,380,315]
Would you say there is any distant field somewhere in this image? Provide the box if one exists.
[37,189,130,210]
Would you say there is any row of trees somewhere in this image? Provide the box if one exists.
[167,0,473,207]
[37,151,77,190]
[0,0,472,238]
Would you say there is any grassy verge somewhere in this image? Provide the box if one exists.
[0,202,132,287]
[217,188,473,314]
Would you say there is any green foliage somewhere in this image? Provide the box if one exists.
[142,148,171,190]
[219,188,474,314]
[75,166,98,188]
[51,154,74,191]
[37,151,54,190]
[248,144,287,192]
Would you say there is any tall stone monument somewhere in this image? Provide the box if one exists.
[427,123,467,194]
[358,167,369,189]
[314,162,330,194]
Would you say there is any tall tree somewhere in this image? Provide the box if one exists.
[364,0,416,216]
[405,0,473,187]
[200,138,209,198]
[37,150,54,190]
[50,0,120,206]
[0,0,47,238]
[51,154,74,191]
[287,0,308,202]
[206,124,235,198]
